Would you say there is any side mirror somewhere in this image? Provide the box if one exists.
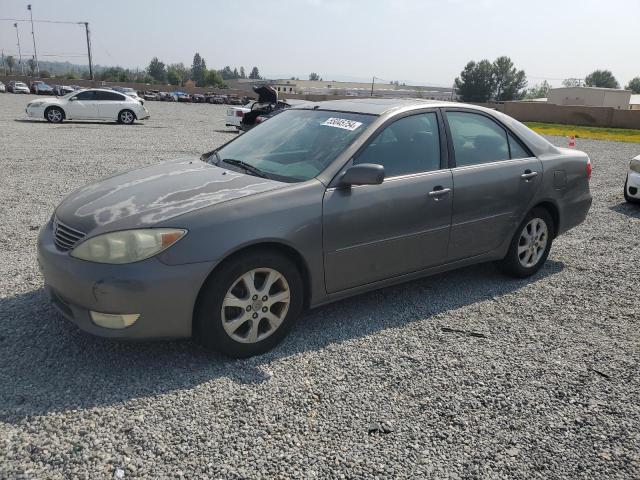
[69,97,77,101]
[340,163,385,186]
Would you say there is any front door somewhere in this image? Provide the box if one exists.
[66,90,99,119]
[444,110,543,260]
[323,111,453,293]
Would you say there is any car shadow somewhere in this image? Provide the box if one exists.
[610,201,640,218]
[0,260,564,423]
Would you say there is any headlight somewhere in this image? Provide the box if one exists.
[70,228,186,264]
[29,101,44,107]
[630,158,640,173]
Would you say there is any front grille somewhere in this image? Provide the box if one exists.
[53,218,86,251]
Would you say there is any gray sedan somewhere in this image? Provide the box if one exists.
[38,99,592,357]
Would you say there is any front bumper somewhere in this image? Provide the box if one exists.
[37,223,214,339]
[25,105,45,118]
[138,107,150,120]
[627,170,640,199]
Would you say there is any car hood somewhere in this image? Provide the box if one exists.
[55,157,288,235]
[30,97,63,105]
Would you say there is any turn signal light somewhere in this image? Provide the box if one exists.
[586,158,592,180]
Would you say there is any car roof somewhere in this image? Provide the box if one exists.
[292,98,459,115]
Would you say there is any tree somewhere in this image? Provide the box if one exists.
[191,53,207,86]
[562,78,582,87]
[232,67,239,79]
[240,66,246,79]
[585,70,619,88]
[203,69,225,88]
[220,66,234,80]
[492,56,527,101]
[249,66,261,80]
[308,72,320,81]
[454,60,495,102]
[5,56,16,74]
[625,77,640,94]
[147,57,166,83]
[167,63,189,86]
[525,80,551,99]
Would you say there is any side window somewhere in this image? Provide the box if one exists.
[447,112,509,167]
[354,112,441,177]
[508,132,531,159]
[96,91,126,101]
[73,91,96,101]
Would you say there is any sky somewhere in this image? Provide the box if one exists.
[1,0,639,88]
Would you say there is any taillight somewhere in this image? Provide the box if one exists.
[255,116,265,124]
[235,110,244,117]
[586,158,592,180]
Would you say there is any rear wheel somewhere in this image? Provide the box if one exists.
[498,207,554,278]
[194,250,304,358]
[45,106,64,123]
[118,109,135,124]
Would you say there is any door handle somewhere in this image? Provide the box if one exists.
[521,170,538,181]
[428,187,451,200]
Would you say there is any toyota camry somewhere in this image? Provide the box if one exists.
[38,99,592,357]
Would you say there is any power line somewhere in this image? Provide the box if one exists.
[0,18,84,25]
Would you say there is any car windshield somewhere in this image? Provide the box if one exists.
[211,109,375,182]
[16,82,27,87]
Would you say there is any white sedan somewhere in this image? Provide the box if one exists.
[625,154,640,203]
[225,101,254,129]
[25,88,150,124]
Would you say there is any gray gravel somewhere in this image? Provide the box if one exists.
[1,93,639,479]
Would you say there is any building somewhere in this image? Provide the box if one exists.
[547,87,631,110]
[630,94,640,111]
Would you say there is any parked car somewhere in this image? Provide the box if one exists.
[8,81,30,94]
[0,81,5,93]
[156,91,174,102]
[624,154,640,203]
[143,90,158,101]
[171,91,191,102]
[192,93,205,103]
[53,85,75,96]
[225,101,253,129]
[209,95,225,104]
[238,85,307,132]
[226,95,244,105]
[37,99,592,357]
[25,88,149,124]
[69,85,83,91]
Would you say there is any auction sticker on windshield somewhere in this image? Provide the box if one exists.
[321,117,363,131]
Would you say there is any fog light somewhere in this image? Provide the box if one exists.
[90,311,139,329]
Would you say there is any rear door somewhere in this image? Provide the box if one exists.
[96,90,127,120]
[66,90,99,119]
[323,111,453,293]
[443,109,543,261]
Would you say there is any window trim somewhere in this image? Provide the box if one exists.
[71,90,97,101]
[329,108,447,186]
[441,107,534,169]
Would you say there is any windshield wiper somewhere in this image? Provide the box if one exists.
[221,158,268,178]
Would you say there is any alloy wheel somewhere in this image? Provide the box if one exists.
[120,111,134,124]
[518,218,548,268]
[221,268,290,343]
[47,109,62,123]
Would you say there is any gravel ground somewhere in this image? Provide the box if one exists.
[1,93,639,479]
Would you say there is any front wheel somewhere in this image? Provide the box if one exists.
[497,208,554,278]
[624,176,640,204]
[194,250,304,358]
[45,107,64,123]
[118,109,135,124]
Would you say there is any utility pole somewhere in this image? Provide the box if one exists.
[27,4,39,76]
[370,76,375,97]
[82,22,94,81]
[14,23,23,76]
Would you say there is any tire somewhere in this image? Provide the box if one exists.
[45,106,64,123]
[118,109,135,124]
[497,207,554,278]
[194,249,304,358]
[624,176,640,204]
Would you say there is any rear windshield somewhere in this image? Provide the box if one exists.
[211,109,375,182]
